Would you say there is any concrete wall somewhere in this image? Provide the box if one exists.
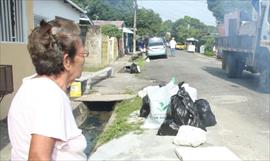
[114,38,119,59]
[33,0,81,23]
[101,36,110,66]
[0,1,34,120]
[83,26,119,68]
[84,26,103,67]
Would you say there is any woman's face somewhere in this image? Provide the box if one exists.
[68,39,86,82]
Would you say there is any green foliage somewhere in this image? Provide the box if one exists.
[171,16,212,44]
[204,36,215,54]
[136,8,163,37]
[101,25,122,38]
[204,51,215,57]
[72,0,134,26]
[95,97,143,146]
[133,55,145,69]
[159,20,174,40]
[207,0,252,22]
[72,0,163,37]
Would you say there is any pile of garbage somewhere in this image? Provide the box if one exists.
[124,63,140,74]
[138,78,217,147]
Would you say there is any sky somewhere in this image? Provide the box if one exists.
[137,0,217,26]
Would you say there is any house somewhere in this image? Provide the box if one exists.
[93,20,133,54]
[80,20,133,68]
[0,0,88,120]
[33,0,92,26]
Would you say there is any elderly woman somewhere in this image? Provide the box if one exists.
[8,19,89,160]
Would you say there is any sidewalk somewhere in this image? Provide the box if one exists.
[76,54,152,98]
[89,129,179,161]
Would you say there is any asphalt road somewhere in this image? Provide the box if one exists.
[139,50,270,160]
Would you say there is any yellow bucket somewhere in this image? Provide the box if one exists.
[69,81,81,97]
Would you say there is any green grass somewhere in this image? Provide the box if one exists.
[95,96,143,148]
[123,87,135,95]
[204,51,215,57]
[133,56,145,69]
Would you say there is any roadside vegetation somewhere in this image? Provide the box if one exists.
[95,96,143,148]
[133,55,145,69]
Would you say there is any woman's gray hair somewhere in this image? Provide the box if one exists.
[27,19,81,76]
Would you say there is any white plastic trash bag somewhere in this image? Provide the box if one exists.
[138,85,160,98]
[182,83,197,102]
[173,125,207,147]
[146,78,178,125]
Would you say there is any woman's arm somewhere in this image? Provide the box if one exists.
[28,134,56,161]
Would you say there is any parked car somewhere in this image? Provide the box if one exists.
[176,43,186,50]
[146,37,167,58]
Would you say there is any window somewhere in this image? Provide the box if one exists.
[0,0,26,42]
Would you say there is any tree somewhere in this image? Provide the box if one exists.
[171,16,208,43]
[136,8,162,37]
[72,0,134,26]
[207,0,252,22]
[159,20,174,39]
[72,0,163,39]
[101,25,122,38]
[168,16,216,54]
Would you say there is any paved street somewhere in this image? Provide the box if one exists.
[139,50,270,160]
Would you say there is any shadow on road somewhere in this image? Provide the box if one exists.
[202,66,270,94]
[148,55,168,60]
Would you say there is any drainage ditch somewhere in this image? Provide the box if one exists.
[79,101,116,157]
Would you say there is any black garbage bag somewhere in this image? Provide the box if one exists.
[130,63,140,74]
[124,63,140,74]
[157,82,206,136]
[130,63,139,73]
[195,99,217,127]
[170,83,205,130]
[139,95,150,118]
[157,120,179,136]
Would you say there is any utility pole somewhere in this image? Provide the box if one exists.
[133,0,137,54]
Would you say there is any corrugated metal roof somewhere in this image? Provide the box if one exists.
[93,20,125,28]
[65,0,86,14]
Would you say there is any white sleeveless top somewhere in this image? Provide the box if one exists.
[8,75,87,160]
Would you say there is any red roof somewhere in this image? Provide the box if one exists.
[93,20,125,28]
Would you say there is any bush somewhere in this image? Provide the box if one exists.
[101,24,122,38]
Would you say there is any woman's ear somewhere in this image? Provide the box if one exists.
[63,54,72,71]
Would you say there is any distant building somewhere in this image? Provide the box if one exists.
[93,20,133,53]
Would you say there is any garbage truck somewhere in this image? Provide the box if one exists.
[216,0,270,88]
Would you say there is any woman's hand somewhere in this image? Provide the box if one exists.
[28,134,56,161]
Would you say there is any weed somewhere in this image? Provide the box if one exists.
[134,56,145,69]
[95,97,143,147]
